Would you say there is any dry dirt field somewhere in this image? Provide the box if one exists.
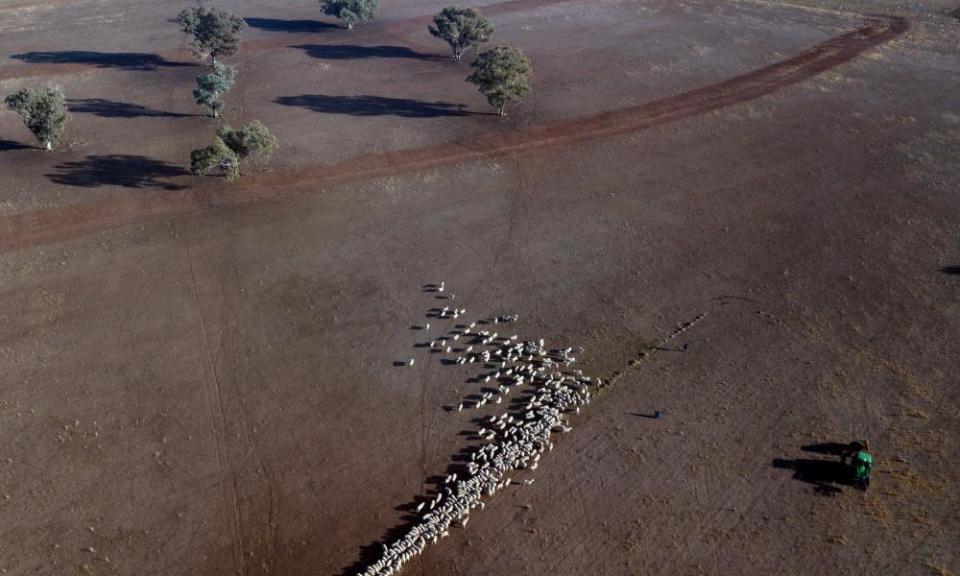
[1,0,959,575]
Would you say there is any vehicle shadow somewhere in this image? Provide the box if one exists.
[799,442,851,456]
[68,98,195,118]
[275,94,470,118]
[290,43,441,61]
[0,139,31,151]
[773,442,857,495]
[10,51,192,71]
[773,458,850,487]
[245,17,338,33]
[47,155,189,189]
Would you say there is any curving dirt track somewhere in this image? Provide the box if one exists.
[0,16,907,253]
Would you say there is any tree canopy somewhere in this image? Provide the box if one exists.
[191,121,277,180]
[216,121,277,160]
[190,136,239,179]
[466,47,532,116]
[176,7,247,64]
[193,62,236,117]
[4,86,71,150]
[319,0,380,29]
[429,7,494,62]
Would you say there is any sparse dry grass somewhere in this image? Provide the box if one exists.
[864,495,890,524]
[889,468,947,496]
[827,533,848,545]
[924,561,955,576]
[912,508,936,527]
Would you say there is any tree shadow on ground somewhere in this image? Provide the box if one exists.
[941,266,960,275]
[10,51,192,71]
[245,17,338,33]
[47,155,188,189]
[0,139,31,151]
[290,44,440,61]
[275,94,469,118]
[67,99,195,118]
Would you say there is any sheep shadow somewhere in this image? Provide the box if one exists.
[336,522,417,576]
[941,266,960,276]
[290,43,440,61]
[47,155,188,189]
[338,433,497,576]
[245,17,338,33]
[10,51,192,71]
[67,98,195,118]
[344,302,547,575]
[275,94,469,118]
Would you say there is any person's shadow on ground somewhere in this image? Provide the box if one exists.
[773,442,856,496]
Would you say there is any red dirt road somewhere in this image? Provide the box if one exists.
[0,16,907,253]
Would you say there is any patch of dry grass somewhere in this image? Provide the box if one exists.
[864,495,890,525]
[924,561,954,576]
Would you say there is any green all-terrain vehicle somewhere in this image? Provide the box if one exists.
[844,440,873,491]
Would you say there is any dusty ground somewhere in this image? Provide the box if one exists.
[1,0,958,575]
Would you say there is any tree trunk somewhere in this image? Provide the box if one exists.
[498,105,506,117]
[45,141,52,151]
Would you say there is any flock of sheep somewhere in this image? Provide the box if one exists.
[357,285,603,576]
[355,283,703,576]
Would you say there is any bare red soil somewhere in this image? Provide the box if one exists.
[0,1,957,576]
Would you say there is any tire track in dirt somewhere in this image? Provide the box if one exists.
[0,0,582,81]
[0,17,907,254]
[182,223,286,575]
[182,230,247,575]
[504,157,536,271]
